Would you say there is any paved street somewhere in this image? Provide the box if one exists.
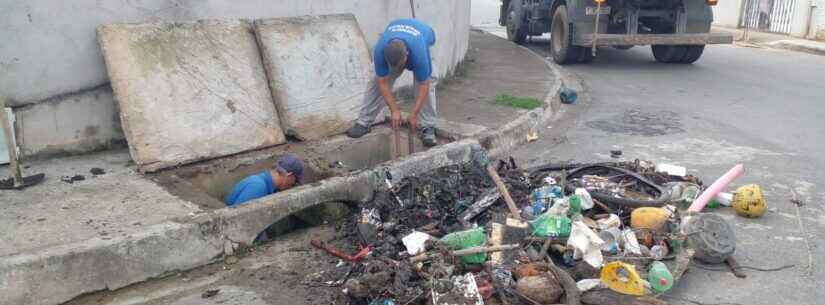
[484,18,825,305]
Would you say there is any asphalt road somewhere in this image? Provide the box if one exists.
[504,36,825,305]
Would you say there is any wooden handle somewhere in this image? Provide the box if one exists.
[0,97,23,185]
[393,127,401,158]
[407,126,415,155]
[486,164,522,221]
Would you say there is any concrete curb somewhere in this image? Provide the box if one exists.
[475,30,571,159]
[0,30,576,305]
[765,40,825,57]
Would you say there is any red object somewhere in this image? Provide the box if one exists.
[659,278,668,286]
[310,240,371,262]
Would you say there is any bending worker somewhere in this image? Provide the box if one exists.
[346,18,438,147]
[224,154,304,206]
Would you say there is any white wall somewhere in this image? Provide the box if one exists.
[810,0,825,39]
[0,0,471,157]
[713,0,746,27]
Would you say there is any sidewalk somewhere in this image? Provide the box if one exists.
[0,29,560,305]
[714,26,825,56]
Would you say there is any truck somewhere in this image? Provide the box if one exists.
[499,0,733,64]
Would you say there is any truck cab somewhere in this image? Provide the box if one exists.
[500,0,733,64]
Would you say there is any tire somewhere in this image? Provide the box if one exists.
[681,45,705,63]
[550,5,581,64]
[577,47,594,63]
[652,45,705,64]
[506,4,527,44]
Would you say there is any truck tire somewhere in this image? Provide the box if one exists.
[681,45,705,63]
[652,45,704,64]
[506,4,527,44]
[550,5,581,64]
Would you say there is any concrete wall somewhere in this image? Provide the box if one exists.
[0,0,471,158]
[713,0,746,27]
[810,0,825,39]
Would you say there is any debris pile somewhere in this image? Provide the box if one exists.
[308,151,764,305]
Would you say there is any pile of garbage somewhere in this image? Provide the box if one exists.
[307,150,766,305]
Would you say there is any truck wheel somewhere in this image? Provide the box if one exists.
[506,4,527,44]
[681,45,705,63]
[550,5,580,64]
[652,45,704,63]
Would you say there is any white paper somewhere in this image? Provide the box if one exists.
[402,231,433,255]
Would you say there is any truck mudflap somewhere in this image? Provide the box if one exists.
[574,32,734,46]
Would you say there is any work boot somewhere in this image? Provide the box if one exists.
[420,127,437,147]
[346,123,371,138]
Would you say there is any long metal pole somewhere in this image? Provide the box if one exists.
[0,97,23,187]
[409,0,416,18]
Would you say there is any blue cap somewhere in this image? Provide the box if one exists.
[276,153,304,184]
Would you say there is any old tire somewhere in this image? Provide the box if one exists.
[652,45,704,64]
[550,5,581,64]
[506,4,527,44]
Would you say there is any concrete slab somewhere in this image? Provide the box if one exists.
[14,85,125,158]
[254,14,373,140]
[97,20,285,172]
[0,149,202,257]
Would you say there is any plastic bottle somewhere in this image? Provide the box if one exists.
[575,188,595,210]
[648,261,674,293]
[568,195,582,216]
[650,245,668,260]
[679,184,701,204]
[440,227,487,264]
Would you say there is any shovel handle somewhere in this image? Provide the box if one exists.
[0,97,23,186]
[393,127,401,158]
[407,126,415,155]
[486,164,522,221]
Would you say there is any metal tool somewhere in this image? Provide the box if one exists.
[0,96,44,190]
[384,170,405,207]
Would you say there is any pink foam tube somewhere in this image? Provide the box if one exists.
[688,164,744,213]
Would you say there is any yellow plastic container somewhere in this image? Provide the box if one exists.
[732,184,767,218]
[630,207,670,231]
[600,261,645,296]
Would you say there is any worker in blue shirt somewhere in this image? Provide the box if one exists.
[224,154,304,206]
[347,18,438,147]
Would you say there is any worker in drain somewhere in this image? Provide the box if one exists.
[224,154,304,206]
[346,18,438,147]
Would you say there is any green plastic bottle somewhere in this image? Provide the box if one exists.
[440,227,487,264]
[648,261,673,293]
[568,195,582,216]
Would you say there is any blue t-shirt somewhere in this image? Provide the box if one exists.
[224,171,278,206]
[374,19,436,82]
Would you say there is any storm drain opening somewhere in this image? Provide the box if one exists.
[149,126,453,238]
